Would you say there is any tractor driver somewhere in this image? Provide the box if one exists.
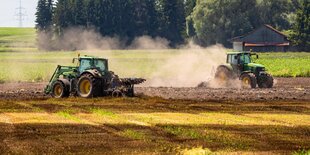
[238,54,245,71]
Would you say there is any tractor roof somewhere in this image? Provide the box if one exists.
[79,55,108,60]
[227,51,251,55]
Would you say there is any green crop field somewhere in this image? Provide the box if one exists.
[0,27,309,83]
[256,52,310,77]
[0,27,37,52]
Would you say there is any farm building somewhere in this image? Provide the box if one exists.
[231,24,290,52]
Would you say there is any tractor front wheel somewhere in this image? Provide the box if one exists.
[51,81,69,98]
[77,74,101,98]
[240,73,257,88]
[258,74,274,88]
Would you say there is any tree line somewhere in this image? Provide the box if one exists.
[36,0,309,51]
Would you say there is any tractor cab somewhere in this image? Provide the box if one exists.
[73,56,109,74]
[226,51,263,75]
[227,52,257,65]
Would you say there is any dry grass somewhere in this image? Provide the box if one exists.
[0,97,309,154]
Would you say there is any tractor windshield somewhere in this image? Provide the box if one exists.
[240,54,251,64]
[79,59,92,73]
[79,59,108,72]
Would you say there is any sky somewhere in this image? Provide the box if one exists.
[0,0,37,27]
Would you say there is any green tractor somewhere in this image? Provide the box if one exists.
[44,55,146,98]
[215,51,273,88]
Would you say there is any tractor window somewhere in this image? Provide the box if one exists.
[79,59,92,73]
[94,60,107,71]
[228,55,238,65]
[231,55,238,65]
[240,54,251,64]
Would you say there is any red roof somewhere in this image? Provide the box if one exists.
[264,24,287,37]
[245,42,290,47]
[231,24,288,42]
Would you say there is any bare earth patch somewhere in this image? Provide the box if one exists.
[0,78,309,101]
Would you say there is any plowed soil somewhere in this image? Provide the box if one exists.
[0,78,309,154]
[0,78,309,101]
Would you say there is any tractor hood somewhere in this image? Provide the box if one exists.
[247,63,265,68]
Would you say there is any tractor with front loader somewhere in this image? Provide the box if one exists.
[44,55,145,98]
[214,51,273,88]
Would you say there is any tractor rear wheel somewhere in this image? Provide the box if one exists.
[51,81,69,98]
[240,73,257,88]
[214,66,233,86]
[77,74,101,98]
[258,74,274,88]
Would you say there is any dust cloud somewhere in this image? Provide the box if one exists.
[129,36,169,49]
[47,28,169,50]
[36,28,229,88]
[144,43,227,87]
[55,28,123,50]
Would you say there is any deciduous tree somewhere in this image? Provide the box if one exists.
[290,0,310,51]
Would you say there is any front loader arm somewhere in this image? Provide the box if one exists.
[44,65,78,94]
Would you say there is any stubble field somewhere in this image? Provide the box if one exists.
[0,78,309,154]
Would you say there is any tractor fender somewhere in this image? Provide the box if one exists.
[57,78,70,91]
[217,65,233,72]
[53,79,70,91]
[80,69,102,78]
